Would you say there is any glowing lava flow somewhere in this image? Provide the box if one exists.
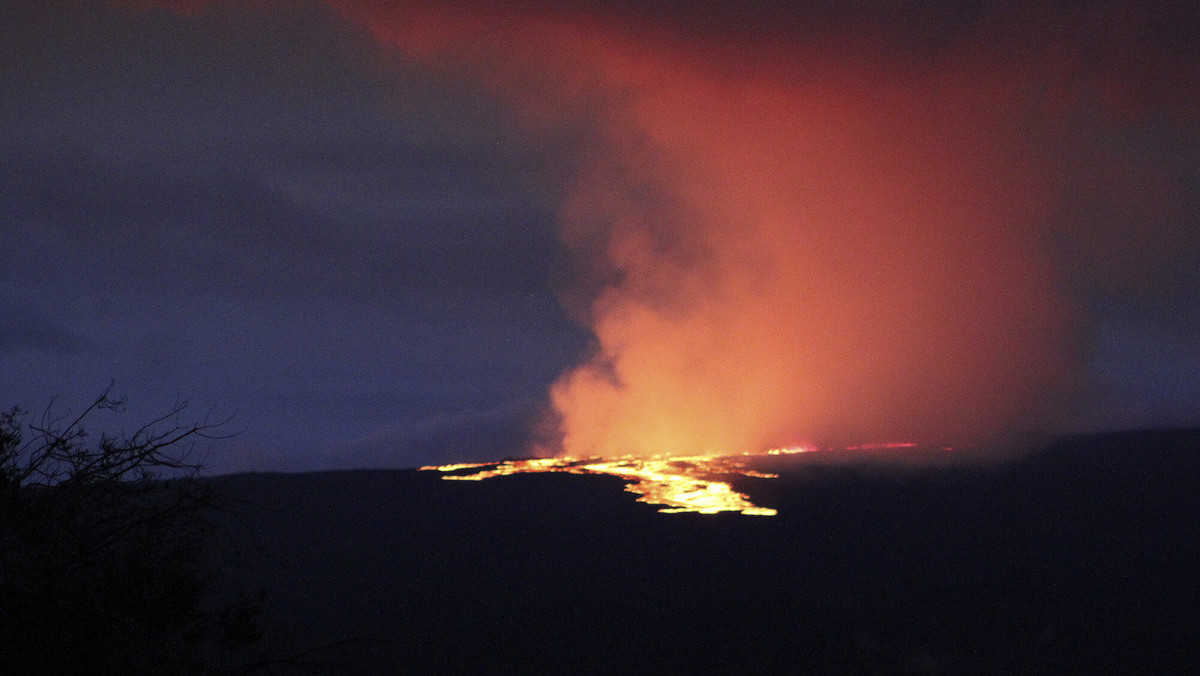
[420,453,802,516]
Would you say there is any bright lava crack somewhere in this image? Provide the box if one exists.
[420,449,813,516]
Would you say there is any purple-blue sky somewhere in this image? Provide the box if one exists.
[2,0,1199,473]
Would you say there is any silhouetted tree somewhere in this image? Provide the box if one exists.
[0,386,251,674]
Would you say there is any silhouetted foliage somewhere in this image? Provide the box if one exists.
[0,386,253,674]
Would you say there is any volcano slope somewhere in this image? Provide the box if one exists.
[207,429,1200,673]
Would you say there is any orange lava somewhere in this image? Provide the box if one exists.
[420,453,795,515]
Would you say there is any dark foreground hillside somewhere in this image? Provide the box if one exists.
[207,430,1200,674]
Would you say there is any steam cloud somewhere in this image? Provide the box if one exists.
[139,0,1200,455]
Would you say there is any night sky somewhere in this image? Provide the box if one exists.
[3,0,1198,473]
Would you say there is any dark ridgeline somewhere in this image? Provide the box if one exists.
[208,429,1200,674]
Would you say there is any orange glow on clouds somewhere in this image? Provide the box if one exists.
[334,1,1080,457]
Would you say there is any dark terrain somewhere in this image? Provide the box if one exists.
[207,430,1200,674]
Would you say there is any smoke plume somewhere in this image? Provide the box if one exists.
[137,0,1200,456]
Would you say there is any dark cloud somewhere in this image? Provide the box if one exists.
[0,0,590,471]
[0,0,571,305]
[0,139,563,302]
[0,299,86,355]
[320,399,548,471]
[1050,112,1200,303]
